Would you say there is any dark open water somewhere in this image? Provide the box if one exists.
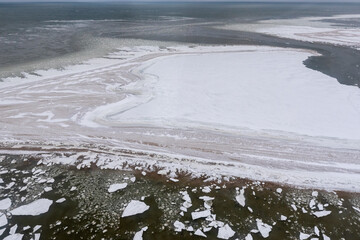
[0,2,360,86]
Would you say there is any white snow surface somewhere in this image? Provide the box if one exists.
[122,200,149,218]
[108,49,360,140]
[10,199,53,216]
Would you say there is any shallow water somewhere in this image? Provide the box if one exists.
[1,154,359,239]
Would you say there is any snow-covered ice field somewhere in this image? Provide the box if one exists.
[221,14,360,49]
[1,45,360,192]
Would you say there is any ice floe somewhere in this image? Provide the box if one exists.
[256,219,272,238]
[0,198,11,210]
[235,188,246,207]
[10,199,53,216]
[108,183,128,193]
[55,198,66,203]
[312,210,331,218]
[217,224,235,239]
[0,213,7,227]
[3,233,23,240]
[174,220,185,232]
[133,226,148,240]
[122,200,149,218]
[194,229,207,237]
[191,210,211,220]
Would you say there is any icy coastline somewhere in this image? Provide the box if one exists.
[0,45,360,192]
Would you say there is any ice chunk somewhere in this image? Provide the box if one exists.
[133,226,148,240]
[202,187,211,193]
[323,234,330,240]
[10,225,17,235]
[191,210,211,220]
[10,199,53,216]
[174,220,185,232]
[122,200,149,217]
[276,188,282,194]
[4,234,23,240]
[217,224,235,239]
[256,219,272,238]
[108,183,128,193]
[0,214,7,227]
[194,229,207,238]
[300,232,311,240]
[33,225,41,232]
[199,196,215,201]
[280,215,287,221]
[314,226,320,236]
[236,188,246,207]
[313,210,331,218]
[56,198,66,203]
[245,233,253,240]
[0,198,11,210]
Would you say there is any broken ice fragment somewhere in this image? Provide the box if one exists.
[174,220,185,232]
[0,214,7,227]
[0,198,11,210]
[122,200,149,218]
[235,188,245,207]
[56,198,66,203]
[245,233,253,240]
[256,219,272,238]
[10,199,53,216]
[133,226,148,240]
[194,229,207,237]
[300,232,311,240]
[191,210,211,220]
[217,224,235,239]
[108,183,127,193]
[313,210,331,218]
